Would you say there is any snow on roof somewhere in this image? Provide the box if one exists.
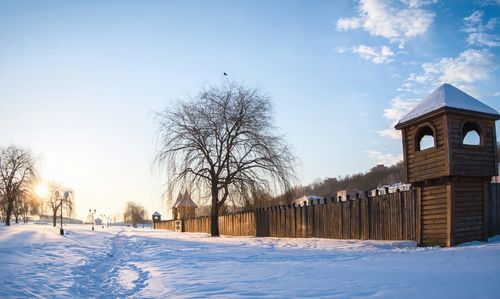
[306,195,325,200]
[397,83,499,126]
[293,195,325,201]
[152,211,161,216]
[172,191,198,208]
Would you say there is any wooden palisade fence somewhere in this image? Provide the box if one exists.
[255,189,417,240]
[155,189,417,241]
[155,184,500,243]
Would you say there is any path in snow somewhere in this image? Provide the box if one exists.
[68,229,149,297]
[0,225,153,298]
[1,224,500,298]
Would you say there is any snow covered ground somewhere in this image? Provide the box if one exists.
[1,224,499,298]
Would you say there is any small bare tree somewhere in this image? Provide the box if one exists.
[156,81,295,236]
[45,183,73,227]
[123,201,146,227]
[46,183,62,227]
[0,146,37,226]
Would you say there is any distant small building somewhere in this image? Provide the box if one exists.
[152,211,161,222]
[336,189,363,201]
[172,191,197,220]
[370,183,411,196]
[293,195,327,206]
[94,218,102,226]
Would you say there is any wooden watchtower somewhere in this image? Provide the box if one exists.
[395,83,499,246]
[172,191,197,220]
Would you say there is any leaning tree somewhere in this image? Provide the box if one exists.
[0,145,37,226]
[156,81,295,236]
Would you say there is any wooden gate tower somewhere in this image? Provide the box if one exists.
[395,83,499,246]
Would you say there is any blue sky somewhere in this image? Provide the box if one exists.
[1,0,499,219]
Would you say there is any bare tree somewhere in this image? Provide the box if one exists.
[46,183,61,227]
[123,201,146,227]
[0,194,6,222]
[45,183,73,227]
[156,81,296,236]
[0,146,37,226]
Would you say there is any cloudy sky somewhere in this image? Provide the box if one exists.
[1,0,499,219]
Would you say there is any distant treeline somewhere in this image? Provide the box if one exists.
[297,142,500,200]
[224,162,406,212]
[301,143,500,199]
[301,162,404,198]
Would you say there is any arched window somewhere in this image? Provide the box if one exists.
[462,122,481,146]
[416,125,435,151]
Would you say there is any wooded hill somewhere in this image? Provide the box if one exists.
[302,143,500,199]
[301,162,404,198]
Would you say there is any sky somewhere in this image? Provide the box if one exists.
[1,0,499,220]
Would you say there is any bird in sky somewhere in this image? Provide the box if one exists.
[223,72,228,76]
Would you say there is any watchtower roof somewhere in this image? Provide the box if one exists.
[172,191,198,208]
[396,83,499,128]
[152,211,161,216]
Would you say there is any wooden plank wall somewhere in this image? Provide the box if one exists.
[489,183,500,237]
[404,115,448,183]
[255,189,417,241]
[184,216,210,233]
[448,116,496,177]
[420,184,449,246]
[165,212,257,236]
[154,220,176,231]
[453,177,485,244]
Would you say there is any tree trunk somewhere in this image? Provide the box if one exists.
[15,215,19,224]
[52,210,57,227]
[5,197,13,226]
[210,188,220,237]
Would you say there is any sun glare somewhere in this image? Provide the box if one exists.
[35,183,49,198]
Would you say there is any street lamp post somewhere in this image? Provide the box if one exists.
[60,191,70,236]
[89,209,96,230]
[100,214,105,228]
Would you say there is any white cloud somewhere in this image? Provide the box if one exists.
[494,91,500,97]
[401,0,438,7]
[404,49,494,96]
[379,49,496,141]
[336,17,362,30]
[476,0,500,7]
[377,96,419,138]
[377,129,401,139]
[366,150,403,165]
[463,10,500,47]
[336,46,349,53]
[382,96,419,121]
[336,0,436,48]
[340,44,395,64]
